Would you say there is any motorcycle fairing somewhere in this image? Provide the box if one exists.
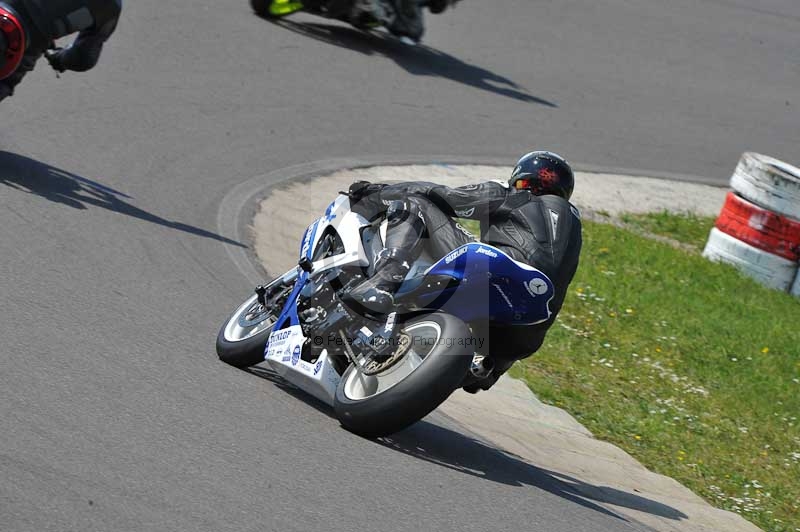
[272,195,371,329]
[411,243,555,325]
[264,324,341,405]
[263,196,372,404]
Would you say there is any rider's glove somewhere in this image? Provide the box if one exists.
[44,47,67,73]
[346,181,386,221]
[348,180,386,201]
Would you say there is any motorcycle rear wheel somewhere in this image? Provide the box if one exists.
[333,312,473,437]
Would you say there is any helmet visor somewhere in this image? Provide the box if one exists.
[513,178,532,190]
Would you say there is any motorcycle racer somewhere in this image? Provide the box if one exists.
[344,151,583,392]
[0,0,121,102]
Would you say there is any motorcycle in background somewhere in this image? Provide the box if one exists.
[250,0,461,43]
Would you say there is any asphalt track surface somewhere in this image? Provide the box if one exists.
[1,1,798,531]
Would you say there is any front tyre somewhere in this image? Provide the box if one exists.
[333,312,473,437]
[216,293,275,368]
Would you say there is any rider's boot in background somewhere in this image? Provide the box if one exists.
[343,248,412,315]
[388,0,424,43]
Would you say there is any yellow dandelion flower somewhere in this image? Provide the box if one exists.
[625,308,634,314]
[634,435,642,440]
[761,347,769,354]
[655,347,662,353]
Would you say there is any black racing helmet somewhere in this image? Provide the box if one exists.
[509,151,574,200]
[0,3,26,81]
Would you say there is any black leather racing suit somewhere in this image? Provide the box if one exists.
[354,180,582,368]
[0,0,121,100]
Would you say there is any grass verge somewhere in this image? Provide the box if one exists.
[464,214,800,532]
[618,210,717,250]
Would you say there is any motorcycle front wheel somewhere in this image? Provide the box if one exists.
[215,276,292,368]
[333,312,473,437]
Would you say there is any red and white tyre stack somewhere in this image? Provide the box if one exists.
[702,153,800,295]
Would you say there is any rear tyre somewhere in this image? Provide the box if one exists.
[333,312,473,437]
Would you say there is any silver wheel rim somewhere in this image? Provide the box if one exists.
[342,320,442,401]
[223,294,276,342]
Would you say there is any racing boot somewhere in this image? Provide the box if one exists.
[387,0,424,43]
[343,249,412,316]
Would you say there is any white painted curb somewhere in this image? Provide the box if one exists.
[702,228,798,292]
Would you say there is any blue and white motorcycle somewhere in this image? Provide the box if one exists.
[216,193,555,437]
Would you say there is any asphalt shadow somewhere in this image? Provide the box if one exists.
[0,151,245,247]
[379,420,688,523]
[243,364,686,523]
[267,18,558,107]
[247,365,335,417]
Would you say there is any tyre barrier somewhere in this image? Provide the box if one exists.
[702,228,798,292]
[729,152,800,221]
[714,192,800,262]
[702,153,800,295]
